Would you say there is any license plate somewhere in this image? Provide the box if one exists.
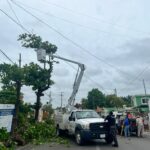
[100,134,105,138]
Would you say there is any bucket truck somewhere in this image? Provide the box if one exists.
[49,55,112,145]
[35,49,111,145]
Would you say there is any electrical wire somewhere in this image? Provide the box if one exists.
[11,0,137,81]
[1,1,107,94]
[55,54,107,93]
[11,0,134,40]
[42,0,150,37]
[0,48,16,64]
[12,0,149,94]
[0,8,30,33]
[7,0,22,25]
[7,0,150,96]
[118,63,150,93]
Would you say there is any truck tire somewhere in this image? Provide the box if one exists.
[75,130,84,145]
[56,126,63,136]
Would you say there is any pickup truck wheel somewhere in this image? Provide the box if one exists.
[75,131,84,145]
[56,126,63,136]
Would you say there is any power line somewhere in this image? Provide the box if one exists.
[0,48,16,64]
[11,0,149,95]
[11,0,137,81]
[55,54,107,93]
[12,0,134,40]
[118,63,150,94]
[0,8,30,33]
[7,0,22,25]
[42,0,150,37]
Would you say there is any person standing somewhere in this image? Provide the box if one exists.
[105,111,119,147]
[123,115,130,139]
[136,115,144,137]
[143,115,149,131]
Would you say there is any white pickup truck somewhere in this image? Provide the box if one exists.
[55,109,112,145]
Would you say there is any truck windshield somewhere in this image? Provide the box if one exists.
[76,111,100,119]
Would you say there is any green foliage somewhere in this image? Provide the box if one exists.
[105,95,124,108]
[0,144,8,150]
[18,33,58,121]
[121,96,132,107]
[0,128,16,150]
[81,98,88,109]
[87,88,105,109]
[0,143,16,150]
[0,63,23,89]
[23,63,54,91]
[18,33,57,54]
[15,117,69,145]
[17,102,34,128]
[0,90,16,104]
[0,128,9,142]
[23,122,55,142]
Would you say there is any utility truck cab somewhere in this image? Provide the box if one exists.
[55,109,112,145]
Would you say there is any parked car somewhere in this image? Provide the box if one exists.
[117,118,137,136]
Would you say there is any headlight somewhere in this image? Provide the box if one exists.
[81,124,89,129]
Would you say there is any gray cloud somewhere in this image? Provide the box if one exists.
[1,0,150,107]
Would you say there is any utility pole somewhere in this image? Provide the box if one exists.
[143,79,147,96]
[60,92,63,111]
[48,91,52,105]
[114,88,117,96]
[19,53,21,68]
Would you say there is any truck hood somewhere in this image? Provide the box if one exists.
[77,118,105,124]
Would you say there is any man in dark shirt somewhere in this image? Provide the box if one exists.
[105,111,119,147]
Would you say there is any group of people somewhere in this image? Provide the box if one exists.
[105,111,148,148]
[118,113,145,138]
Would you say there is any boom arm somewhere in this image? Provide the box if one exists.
[49,54,85,111]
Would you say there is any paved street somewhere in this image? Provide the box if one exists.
[17,133,150,150]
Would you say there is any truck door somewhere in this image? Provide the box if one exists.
[68,112,76,134]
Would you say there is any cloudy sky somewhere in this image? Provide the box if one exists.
[0,0,150,108]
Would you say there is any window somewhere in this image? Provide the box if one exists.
[76,111,99,119]
[141,98,149,104]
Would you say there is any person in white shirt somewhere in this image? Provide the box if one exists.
[136,115,144,137]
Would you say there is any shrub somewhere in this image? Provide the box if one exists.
[23,122,56,144]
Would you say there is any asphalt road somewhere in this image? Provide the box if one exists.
[17,134,150,150]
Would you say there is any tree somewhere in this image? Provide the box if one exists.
[0,63,24,127]
[18,33,57,54]
[23,63,54,121]
[87,88,105,109]
[18,33,57,121]
[0,89,16,104]
[74,103,82,109]
[121,96,132,107]
[105,95,124,108]
[81,98,88,109]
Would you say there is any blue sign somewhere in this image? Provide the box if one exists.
[0,104,15,132]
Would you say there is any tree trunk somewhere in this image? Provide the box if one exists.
[12,80,21,134]
[35,91,41,122]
